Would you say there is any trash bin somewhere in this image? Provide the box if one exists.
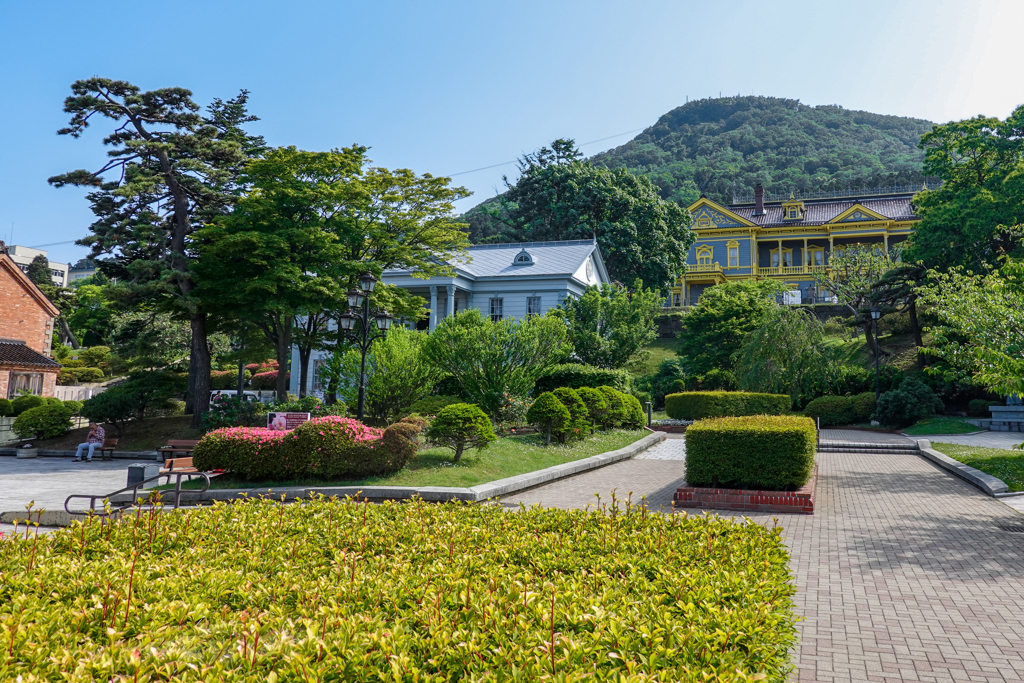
[127,463,161,489]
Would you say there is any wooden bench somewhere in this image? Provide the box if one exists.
[161,456,200,474]
[157,439,199,461]
[98,438,118,461]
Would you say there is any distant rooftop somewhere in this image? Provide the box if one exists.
[731,181,941,205]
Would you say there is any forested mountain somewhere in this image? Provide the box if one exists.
[464,96,935,241]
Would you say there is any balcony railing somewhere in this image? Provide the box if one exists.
[756,264,829,277]
[685,263,723,274]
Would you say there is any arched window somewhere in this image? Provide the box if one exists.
[696,245,713,266]
[513,249,533,265]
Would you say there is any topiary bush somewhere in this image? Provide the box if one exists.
[62,400,84,415]
[43,397,62,406]
[686,415,817,490]
[597,386,628,428]
[575,387,609,429]
[78,391,137,435]
[551,387,589,442]
[526,392,571,446]
[408,395,463,417]
[850,392,877,423]
[967,399,1001,417]
[685,368,737,392]
[425,403,497,462]
[533,364,632,395]
[872,378,944,428]
[0,398,13,417]
[12,395,45,416]
[802,395,854,427]
[379,422,420,465]
[12,403,74,440]
[76,368,105,383]
[665,391,790,420]
[622,393,647,429]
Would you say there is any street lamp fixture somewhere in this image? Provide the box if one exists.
[374,309,394,331]
[336,273,389,421]
[359,271,378,293]
[346,288,365,309]
[870,306,881,401]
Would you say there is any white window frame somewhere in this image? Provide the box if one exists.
[527,296,541,317]
[489,298,503,322]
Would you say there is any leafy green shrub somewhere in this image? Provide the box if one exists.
[850,392,877,423]
[534,363,631,395]
[685,368,737,392]
[57,369,80,385]
[0,398,13,417]
[211,369,251,390]
[622,393,646,428]
[968,399,999,417]
[826,365,872,396]
[526,392,571,445]
[670,378,687,393]
[802,395,854,427]
[62,359,86,368]
[409,395,463,417]
[873,378,945,428]
[425,403,497,462]
[551,387,589,442]
[42,397,63,406]
[62,400,84,415]
[77,345,111,367]
[0,498,798,682]
[686,415,817,490]
[575,387,609,429]
[201,395,268,430]
[665,391,790,420]
[597,386,628,428]
[380,422,420,464]
[12,403,74,439]
[79,391,136,435]
[76,368,105,383]
[12,395,45,416]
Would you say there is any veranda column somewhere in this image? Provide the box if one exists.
[803,237,808,268]
[446,285,455,319]
[429,286,438,331]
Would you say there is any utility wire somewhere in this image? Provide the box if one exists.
[448,126,646,177]
[29,240,79,248]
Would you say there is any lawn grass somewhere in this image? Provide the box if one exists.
[903,417,983,436]
[184,429,648,490]
[17,416,200,452]
[932,442,1024,492]
[632,338,679,376]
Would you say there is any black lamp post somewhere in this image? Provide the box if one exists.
[870,306,882,401]
[337,271,393,421]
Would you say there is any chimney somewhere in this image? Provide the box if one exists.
[754,183,765,215]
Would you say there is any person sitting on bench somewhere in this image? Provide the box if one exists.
[73,422,105,462]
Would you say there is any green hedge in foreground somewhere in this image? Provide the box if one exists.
[0,498,797,682]
[686,415,817,490]
[665,391,790,420]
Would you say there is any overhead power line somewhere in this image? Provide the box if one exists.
[448,126,647,177]
[29,240,79,249]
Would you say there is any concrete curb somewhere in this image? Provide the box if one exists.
[102,431,667,507]
[914,439,1010,496]
[0,449,160,460]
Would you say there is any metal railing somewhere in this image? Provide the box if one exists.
[755,264,829,277]
[65,471,211,517]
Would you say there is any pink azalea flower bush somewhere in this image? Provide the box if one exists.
[193,417,415,480]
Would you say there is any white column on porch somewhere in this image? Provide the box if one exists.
[429,286,438,331]
[446,285,456,319]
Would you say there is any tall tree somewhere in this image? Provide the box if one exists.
[26,254,52,288]
[907,105,1024,272]
[49,79,264,427]
[869,263,927,368]
[482,139,694,292]
[548,280,664,369]
[813,245,899,355]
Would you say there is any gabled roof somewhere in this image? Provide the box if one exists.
[0,341,62,369]
[727,194,917,228]
[0,253,60,317]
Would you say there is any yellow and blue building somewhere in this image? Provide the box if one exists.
[671,184,923,306]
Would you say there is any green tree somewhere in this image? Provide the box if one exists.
[814,244,899,354]
[26,254,52,288]
[917,257,1024,396]
[906,106,1024,272]
[735,306,834,407]
[482,139,694,291]
[425,403,497,462]
[49,79,264,427]
[366,327,440,423]
[422,310,570,422]
[549,280,663,369]
[526,392,571,446]
[677,279,786,375]
[869,263,928,368]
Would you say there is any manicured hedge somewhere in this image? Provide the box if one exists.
[0,398,12,417]
[665,391,790,420]
[11,395,45,416]
[802,395,853,426]
[686,415,817,490]
[533,363,631,395]
[0,497,798,681]
[11,403,74,439]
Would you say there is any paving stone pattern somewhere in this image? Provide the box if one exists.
[503,441,1024,682]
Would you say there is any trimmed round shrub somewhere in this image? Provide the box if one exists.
[685,415,817,490]
[597,386,628,428]
[526,392,571,446]
[409,395,463,417]
[872,378,944,428]
[425,403,496,462]
[398,414,428,433]
[967,399,1000,417]
[79,391,137,433]
[575,387,609,428]
[62,400,84,415]
[12,403,74,439]
[0,398,13,417]
[76,368,105,383]
[669,378,687,394]
[622,394,646,429]
[850,392,877,423]
[62,359,86,368]
[380,422,420,466]
[802,395,854,427]
[43,397,63,406]
[551,387,589,442]
[192,427,287,480]
[665,391,789,420]
[533,364,632,395]
[12,395,45,416]
[279,417,387,478]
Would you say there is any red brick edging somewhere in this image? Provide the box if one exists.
[674,463,817,514]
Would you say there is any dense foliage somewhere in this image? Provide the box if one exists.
[873,378,944,428]
[0,496,797,682]
[526,392,572,446]
[408,395,463,417]
[665,391,790,420]
[686,415,817,490]
[11,404,74,440]
[424,403,497,462]
[365,327,440,423]
[551,388,590,442]
[0,398,12,417]
[534,364,632,395]
[589,96,933,205]
[11,395,45,416]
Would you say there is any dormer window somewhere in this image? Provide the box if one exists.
[513,249,533,266]
[781,193,805,221]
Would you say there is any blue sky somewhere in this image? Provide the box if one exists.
[1,0,1021,266]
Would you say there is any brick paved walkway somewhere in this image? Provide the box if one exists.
[503,443,1024,682]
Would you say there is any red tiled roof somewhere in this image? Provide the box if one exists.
[0,341,61,369]
[729,195,917,228]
